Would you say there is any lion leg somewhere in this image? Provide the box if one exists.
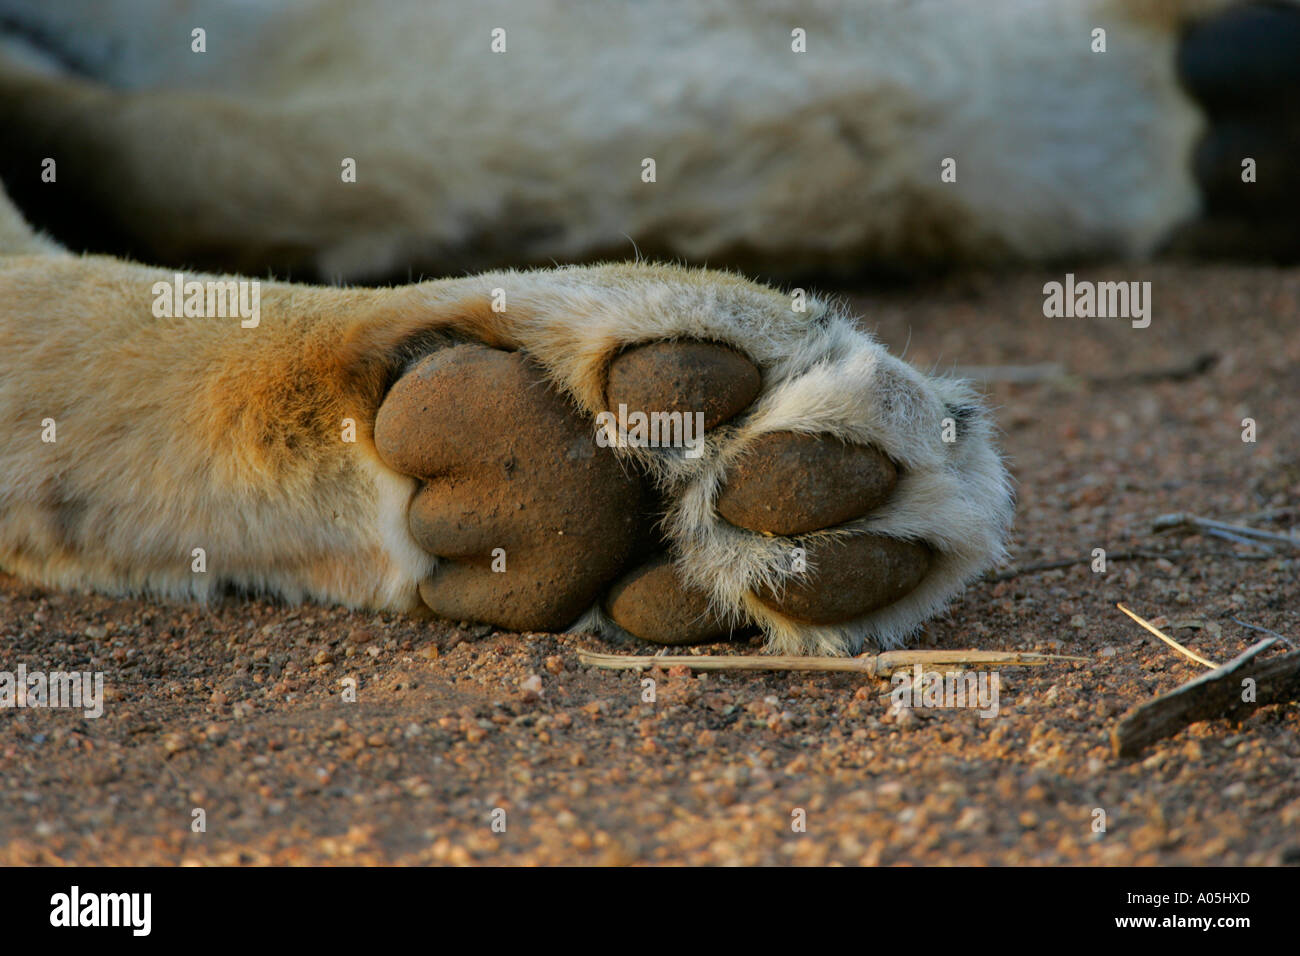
[0,253,1012,655]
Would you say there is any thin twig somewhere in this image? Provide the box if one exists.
[1089,351,1218,385]
[1232,507,1296,524]
[576,648,1086,678]
[1233,618,1297,650]
[952,352,1217,387]
[1116,603,1220,669]
[983,545,1269,584]
[1154,512,1298,548]
[1204,527,1273,552]
[985,550,1161,582]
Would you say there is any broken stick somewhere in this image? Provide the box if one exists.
[1111,638,1300,758]
[576,648,1085,678]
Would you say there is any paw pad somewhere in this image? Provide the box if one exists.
[716,432,898,536]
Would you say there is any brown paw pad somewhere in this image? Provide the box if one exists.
[753,534,931,625]
[375,343,647,631]
[605,341,761,432]
[716,432,898,536]
[604,554,734,645]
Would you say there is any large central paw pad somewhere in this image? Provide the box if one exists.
[373,344,648,631]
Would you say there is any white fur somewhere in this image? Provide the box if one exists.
[369,461,438,608]
[0,0,1234,278]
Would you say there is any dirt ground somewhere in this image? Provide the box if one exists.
[2,263,1297,866]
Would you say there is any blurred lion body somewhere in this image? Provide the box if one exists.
[0,0,1233,281]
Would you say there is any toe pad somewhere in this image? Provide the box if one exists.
[717,432,898,536]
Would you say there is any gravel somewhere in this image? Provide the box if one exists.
[0,263,1296,865]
